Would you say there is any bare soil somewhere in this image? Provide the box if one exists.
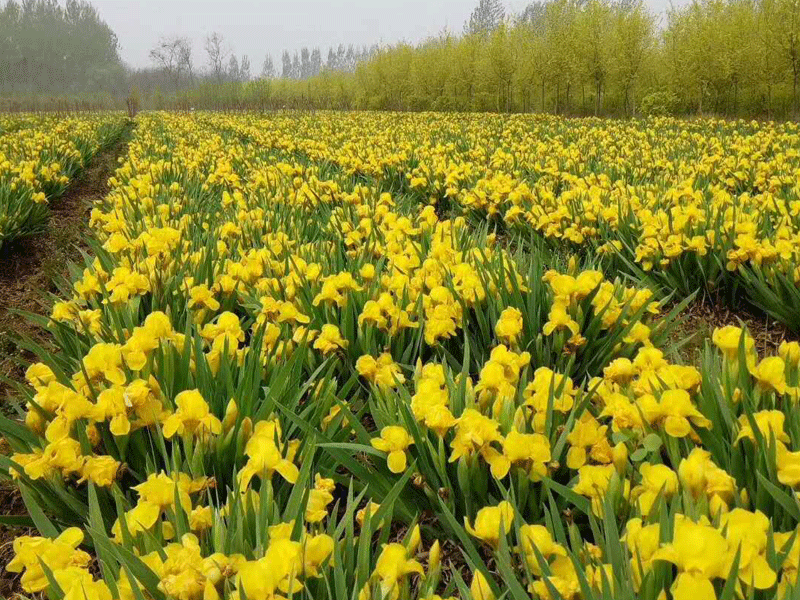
[668,297,798,365]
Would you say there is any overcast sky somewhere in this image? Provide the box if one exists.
[93,0,683,71]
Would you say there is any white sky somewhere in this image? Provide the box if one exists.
[92,0,684,70]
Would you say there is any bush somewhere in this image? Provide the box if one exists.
[639,90,679,116]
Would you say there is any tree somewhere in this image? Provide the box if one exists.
[452,33,481,108]
[150,36,189,91]
[301,47,311,79]
[774,0,800,115]
[326,47,338,71]
[485,23,518,111]
[757,0,783,116]
[519,1,547,27]
[611,0,654,116]
[292,52,301,79]
[577,0,612,116]
[14,0,800,117]
[336,44,347,70]
[228,55,240,81]
[281,50,292,78]
[178,37,194,83]
[465,0,506,35]
[516,10,547,111]
[0,0,124,98]
[310,48,322,77]
[542,0,580,114]
[262,54,275,78]
[205,32,227,83]
[345,45,356,72]
[240,55,251,81]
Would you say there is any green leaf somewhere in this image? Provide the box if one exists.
[19,484,59,538]
[642,433,663,453]
[757,472,800,521]
[496,514,534,600]
[86,524,166,600]
[542,476,591,516]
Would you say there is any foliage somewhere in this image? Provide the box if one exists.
[638,90,678,116]
[0,0,126,99]
[147,0,800,119]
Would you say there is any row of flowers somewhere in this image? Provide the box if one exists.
[3,112,800,600]
[212,112,800,331]
[0,112,126,251]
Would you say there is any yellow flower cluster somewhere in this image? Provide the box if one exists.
[0,112,125,249]
[225,111,800,329]
[5,112,800,600]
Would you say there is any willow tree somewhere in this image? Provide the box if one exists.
[612,0,655,116]
[577,0,612,115]
[516,12,549,112]
[757,0,784,116]
[485,23,518,111]
[774,0,800,115]
[453,34,481,109]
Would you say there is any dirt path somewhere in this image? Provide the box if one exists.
[0,121,133,597]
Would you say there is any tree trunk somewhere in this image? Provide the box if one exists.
[556,81,560,114]
[698,84,703,116]
[582,84,586,115]
[541,79,545,113]
[624,87,630,118]
[595,78,601,116]
[768,84,772,119]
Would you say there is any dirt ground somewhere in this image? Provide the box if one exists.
[0,123,133,597]
[667,297,798,366]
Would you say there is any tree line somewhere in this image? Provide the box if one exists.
[142,34,378,86]
[0,0,125,107]
[277,45,378,79]
[154,0,800,118]
[4,0,800,118]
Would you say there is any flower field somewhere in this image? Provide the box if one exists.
[0,113,126,251]
[2,111,800,600]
